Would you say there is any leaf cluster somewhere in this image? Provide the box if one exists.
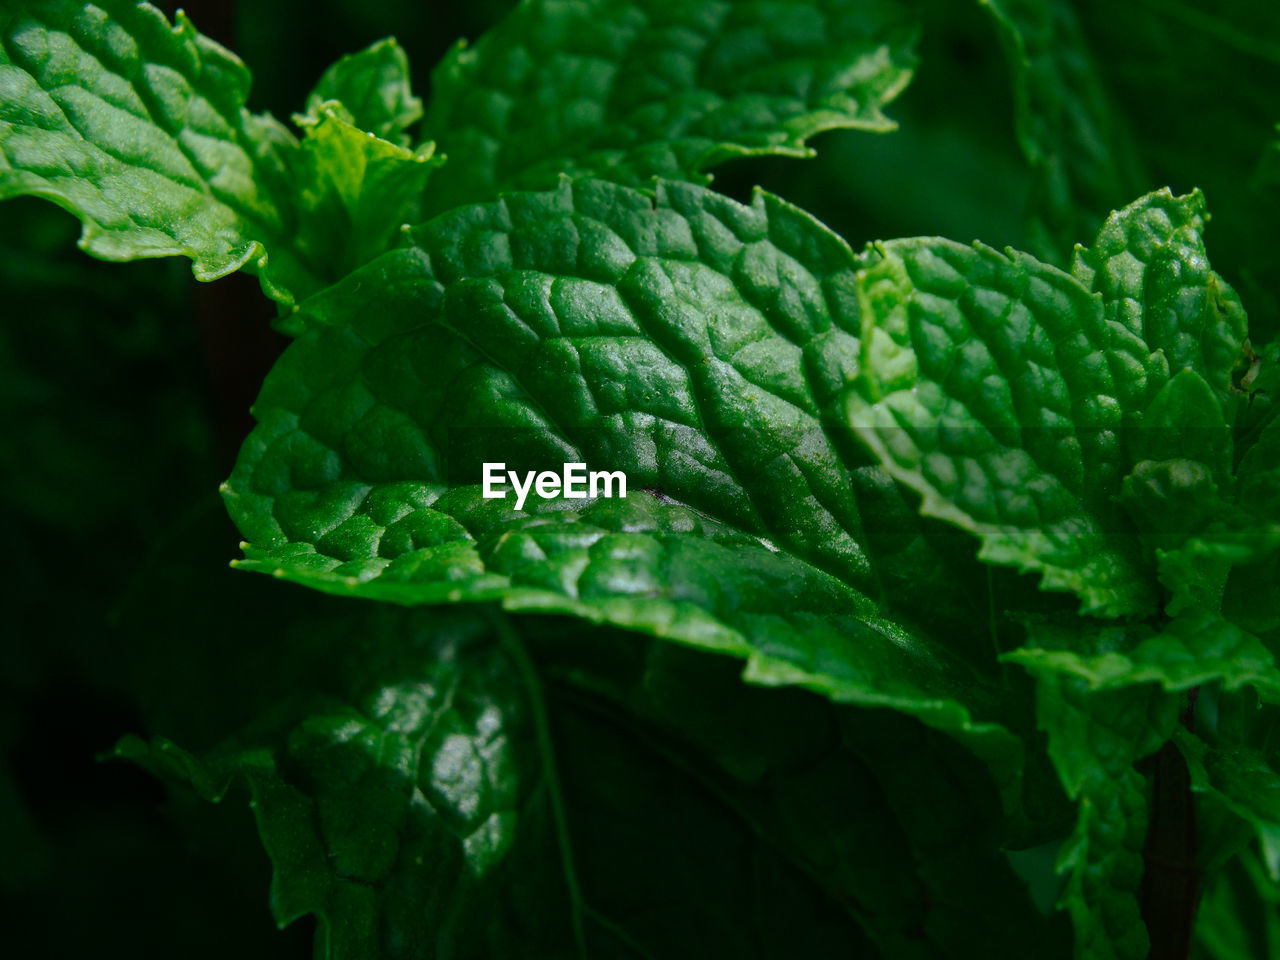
[2,1,1279,957]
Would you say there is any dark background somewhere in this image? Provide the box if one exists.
[2,1,1276,956]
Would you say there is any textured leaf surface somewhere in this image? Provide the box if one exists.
[120,611,561,960]
[0,1,317,299]
[978,0,1145,261]
[846,234,1153,616]
[1071,189,1250,413]
[420,0,917,210]
[224,176,1023,785]
[1144,348,1280,619]
[0,3,441,312]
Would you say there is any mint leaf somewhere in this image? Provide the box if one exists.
[845,188,1255,618]
[222,176,1026,794]
[1071,189,1250,412]
[1027,670,1179,960]
[289,105,440,288]
[1175,728,1280,881]
[846,235,1153,616]
[108,555,911,959]
[0,2,316,301]
[227,178,877,587]
[0,4,441,314]
[1005,610,1280,702]
[1126,371,1232,483]
[978,0,1145,262]
[420,0,917,210]
[1153,361,1280,620]
[1237,410,1280,523]
[118,612,565,958]
[304,38,422,147]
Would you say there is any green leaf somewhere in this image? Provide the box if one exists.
[1119,459,1222,552]
[1026,669,1179,959]
[288,104,441,289]
[0,4,441,315]
[1071,189,1251,412]
[0,1,316,302]
[1175,728,1280,881]
[117,608,567,959]
[1126,371,1232,483]
[1161,390,1280,622]
[303,38,422,147]
[846,234,1154,617]
[420,0,918,210]
[111,561,901,960]
[1004,610,1280,701]
[977,0,1146,262]
[227,178,879,585]
[1237,410,1280,524]
[223,176,1025,794]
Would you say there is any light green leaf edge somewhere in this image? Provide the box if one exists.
[1004,610,1280,702]
[0,1,314,302]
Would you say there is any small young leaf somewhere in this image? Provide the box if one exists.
[289,104,440,286]
[847,235,1154,617]
[1127,370,1231,483]
[304,38,422,147]
[1072,189,1251,413]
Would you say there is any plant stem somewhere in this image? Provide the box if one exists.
[1141,689,1201,960]
[494,612,590,960]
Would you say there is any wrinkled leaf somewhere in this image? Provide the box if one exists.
[421,0,918,210]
